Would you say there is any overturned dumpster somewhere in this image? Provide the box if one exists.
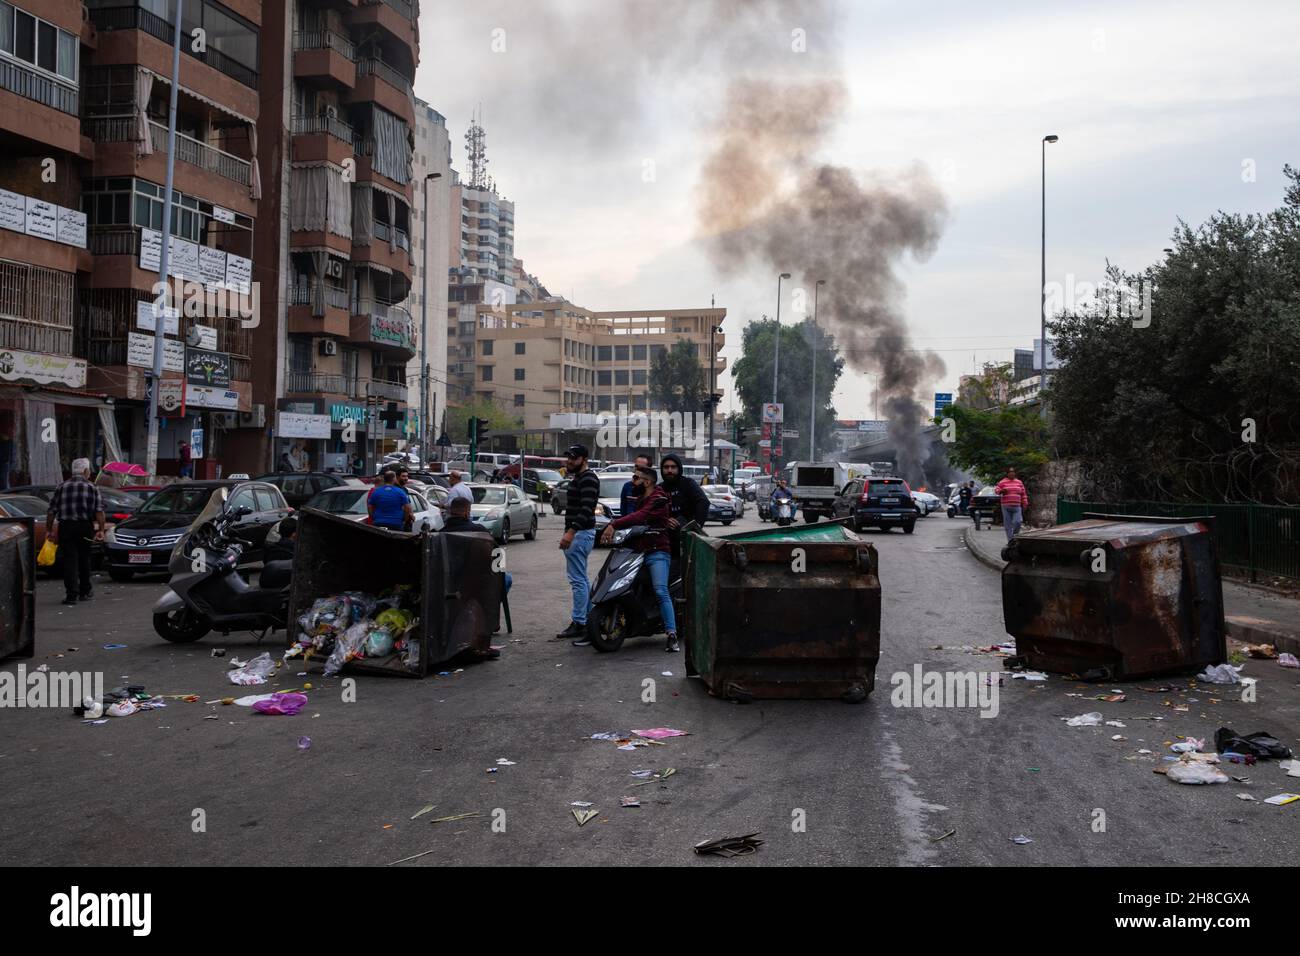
[1002,514,1226,679]
[681,521,880,701]
[288,509,503,677]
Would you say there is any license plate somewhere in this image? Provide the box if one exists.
[128,551,153,564]
[882,497,900,504]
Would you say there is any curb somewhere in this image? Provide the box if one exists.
[962,524,1008,572]
[1226,619,1300,657]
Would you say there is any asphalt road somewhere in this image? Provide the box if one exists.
[2,505,1297,866]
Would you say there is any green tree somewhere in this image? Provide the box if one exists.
[942,403,1050,485]
[730,318,842,461]
[648,339,705,414]
[448,396,521,444]
[1048,165,1300,503]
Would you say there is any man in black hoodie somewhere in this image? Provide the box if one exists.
[659,453,709,579]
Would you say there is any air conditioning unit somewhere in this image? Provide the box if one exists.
[239,404,266,429]
[325,259,344,278]
[319,339,338,356]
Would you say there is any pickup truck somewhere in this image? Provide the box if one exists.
[790,461,847,523]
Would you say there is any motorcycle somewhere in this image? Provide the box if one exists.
[586,526,687,652]
[152,498,293,643]
[774,497,796,526]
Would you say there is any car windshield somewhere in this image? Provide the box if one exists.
[139,485,216,514]
[535,470,563,482]
[600,477,632,498]
[472,487,507,505]
[705,486,734,496]
[98,488,141,509]
[979,487,997,496]
[0,495,48,517]
[309,489,370,515]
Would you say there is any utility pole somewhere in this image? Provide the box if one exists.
[707,295,717,476]
[771,272,790,472]
[144,0,185,477]
[809,279,825,461]
[419,171,441,463]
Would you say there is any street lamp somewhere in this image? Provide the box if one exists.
[771,272,790,470]
[1040,134,1058,397]
[707,309,722,475]
[420,171,443,461]
[809,278,825,461]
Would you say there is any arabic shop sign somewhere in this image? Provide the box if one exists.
[185,348,231,388]
[370,314,414,350]
[329,403,366,425]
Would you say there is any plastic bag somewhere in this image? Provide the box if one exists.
[252,692,308,716]
[1064,712,1103,727]
[323,621,369,677]
[1166,758,1229,784]
[228,652,276,686]
[1215,727,1293,760]
[1196,663,1243,684]
[37,539,57,567]
[362,626,395,658]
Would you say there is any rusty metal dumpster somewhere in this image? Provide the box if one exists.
[1001,514,1226,679]
[288,509,503,676]
[681,521,880,701]
[0,517,35,661]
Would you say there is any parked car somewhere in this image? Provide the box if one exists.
[911,490,942,515]
[705,484,745,518]
[119,484,164,505]
[105,480,290,580]
[1,488,142,573]
[300,485,445,532]
[467,483,537,543]
[253,471,360,508]
[598,474,634,517]
[702,485,738,525]
[832,476,919,533]
[550,477,571,514]
[408,471,451,489]
[970,486,1003,525]
[6,484,144,523]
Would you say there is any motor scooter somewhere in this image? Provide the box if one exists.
[774,497,796,526]
[586,526,687,652]
[152,498,293,643]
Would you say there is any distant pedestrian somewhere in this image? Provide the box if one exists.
[995,468,1029,541]
[557,444,600,644]
[178,440,193,479]
[368,469,412,531]
[47,458,106,606]
[351,453,365,476]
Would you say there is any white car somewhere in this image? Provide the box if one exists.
[300,485,446,532]
[911,490,942,515]
[705,484,745,517]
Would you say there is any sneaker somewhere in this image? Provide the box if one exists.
[555,621,584,639]
[665,633,680,653]
[571,637,591,647]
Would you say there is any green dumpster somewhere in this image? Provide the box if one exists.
[681,520,881,701]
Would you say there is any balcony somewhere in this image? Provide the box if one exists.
[293,30,356,60]
[149,121,251,186]
[350,299,416,359]
[89,6,259,90]
[285,371,407,403]
[0,55,78,115]
[372,220,410,252]
[355,56,411,94]
[293,31,357,89]
[290,282,350,311]
[288,281,350,337]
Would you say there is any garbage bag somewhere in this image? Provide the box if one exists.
[1196,663,1243,684]
[1215,727,1293,760]
[323,621,369,677]
[1166,758,1229,784]
[228,652,276,686]
[362,626,395,658]
[37,539,57,567]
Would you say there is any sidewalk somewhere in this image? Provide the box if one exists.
[963,522,1300,656]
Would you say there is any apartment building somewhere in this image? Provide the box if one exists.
[403,96,450,448]
[246,0,420,474]
[471,300,726,431]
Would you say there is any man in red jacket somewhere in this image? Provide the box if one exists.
[994,467,1029,542]
[599,465,679,652]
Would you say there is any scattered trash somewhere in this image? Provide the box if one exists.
[1278,652,1299,668]
[1245,643,1277,659]
[590,732,621,741]
[572,809,599,826]
[1137,748,1153,755]
[1215,727,1293,760]
[620,796,641,808]
[1011,672,1048,681]
[1196,663,1243,685]
[232,693,274,707]
[495,758,516,766]
[569,801,594,808]
[1112,735,1127,741]
[428,812,478,824]
[1263,794,1299,806]
[932,828,957,842]
[1166,758,1229,785]
[485,767,497,773]
[1170,739,1204,754]
[410,804,436,820]
[228,652,276,686]
[106,700,138,718]
[1063,712,1103,727]
[102,644,127,650]
[1105,720,1126,728]
[631,728,690,739]
[252,692,308,716]
[1280,759,1300,779]
[388,847,440,866]
[693,833,763,857]
[661,671,673,677]
[1237,793,1257,801]
[617,740,650,751]
[210,648,226,658]
[1011,835,1033,845]
[297,736,312,751]
[630,770,655,779]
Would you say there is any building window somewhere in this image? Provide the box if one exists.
[632,345,646,361]
[481,339,493,355]
[615,370,629,386]
[1,3,78,83]
[632,369,647,385]
[481,366,493,381]
[615,345,629,361]
[651,345,667,362]
[597,370,611,386]
[514,368,525,381]
[597,395,612,411]
[514,393,525,407]
[598,345,612,362]
[514,341,525,354]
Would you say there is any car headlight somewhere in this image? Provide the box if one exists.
[105,527,119,545]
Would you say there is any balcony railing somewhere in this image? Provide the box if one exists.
[366,379,407,402]
[372,221,410,251]
[81,114,135,142]
[290,282,350,310]
[292,113,356,145]
[148,121,251,186]
[89,7,259,90]
[292,30,356,61]
[285,371,407,402]
[362,0,414,22]
[0,56,78,115]
[88,227,139,257]
[356,56,412,94]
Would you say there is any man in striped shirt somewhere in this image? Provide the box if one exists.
[557,443,601,642]
[46,458,106,606]
[994,467,1030,542]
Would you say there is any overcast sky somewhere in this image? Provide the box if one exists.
[417,0,1300,420]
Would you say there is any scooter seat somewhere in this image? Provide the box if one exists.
[260,560,293,589]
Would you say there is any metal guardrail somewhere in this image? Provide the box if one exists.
[290,282,350,310]
[366,379,407,402]
[356,56,413,94]
[149,121,251,185]
[88,227,139,256]
[1057,497,1300,582]
[292,113,356,144]
[293,30,356,60]
[285,371,407,402]
[0,56,78,115]
[89,7,259,90]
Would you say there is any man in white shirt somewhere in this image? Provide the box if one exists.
[443,470,474,510]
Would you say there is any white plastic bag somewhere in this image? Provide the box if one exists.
[1166,758,1229,785]
[1064,712,1103,727]
[1196,663,1243,685]
[228,652,276,686]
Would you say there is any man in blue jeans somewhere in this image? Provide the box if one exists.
[556,443,600,643]
[601,465,678,652]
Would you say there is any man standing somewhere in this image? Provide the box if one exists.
[178,440,193,479]
[958,481,972,516]
[444,469,474,511]
[619,453,653,516]
[994,467,1029,541]
[47,458,106,606]
[367,469,412,531]
[557,443,600,643]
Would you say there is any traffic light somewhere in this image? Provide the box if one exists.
[475,418,491,442]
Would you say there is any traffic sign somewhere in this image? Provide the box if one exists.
[782,429,799,439]
[934,392,953,417]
